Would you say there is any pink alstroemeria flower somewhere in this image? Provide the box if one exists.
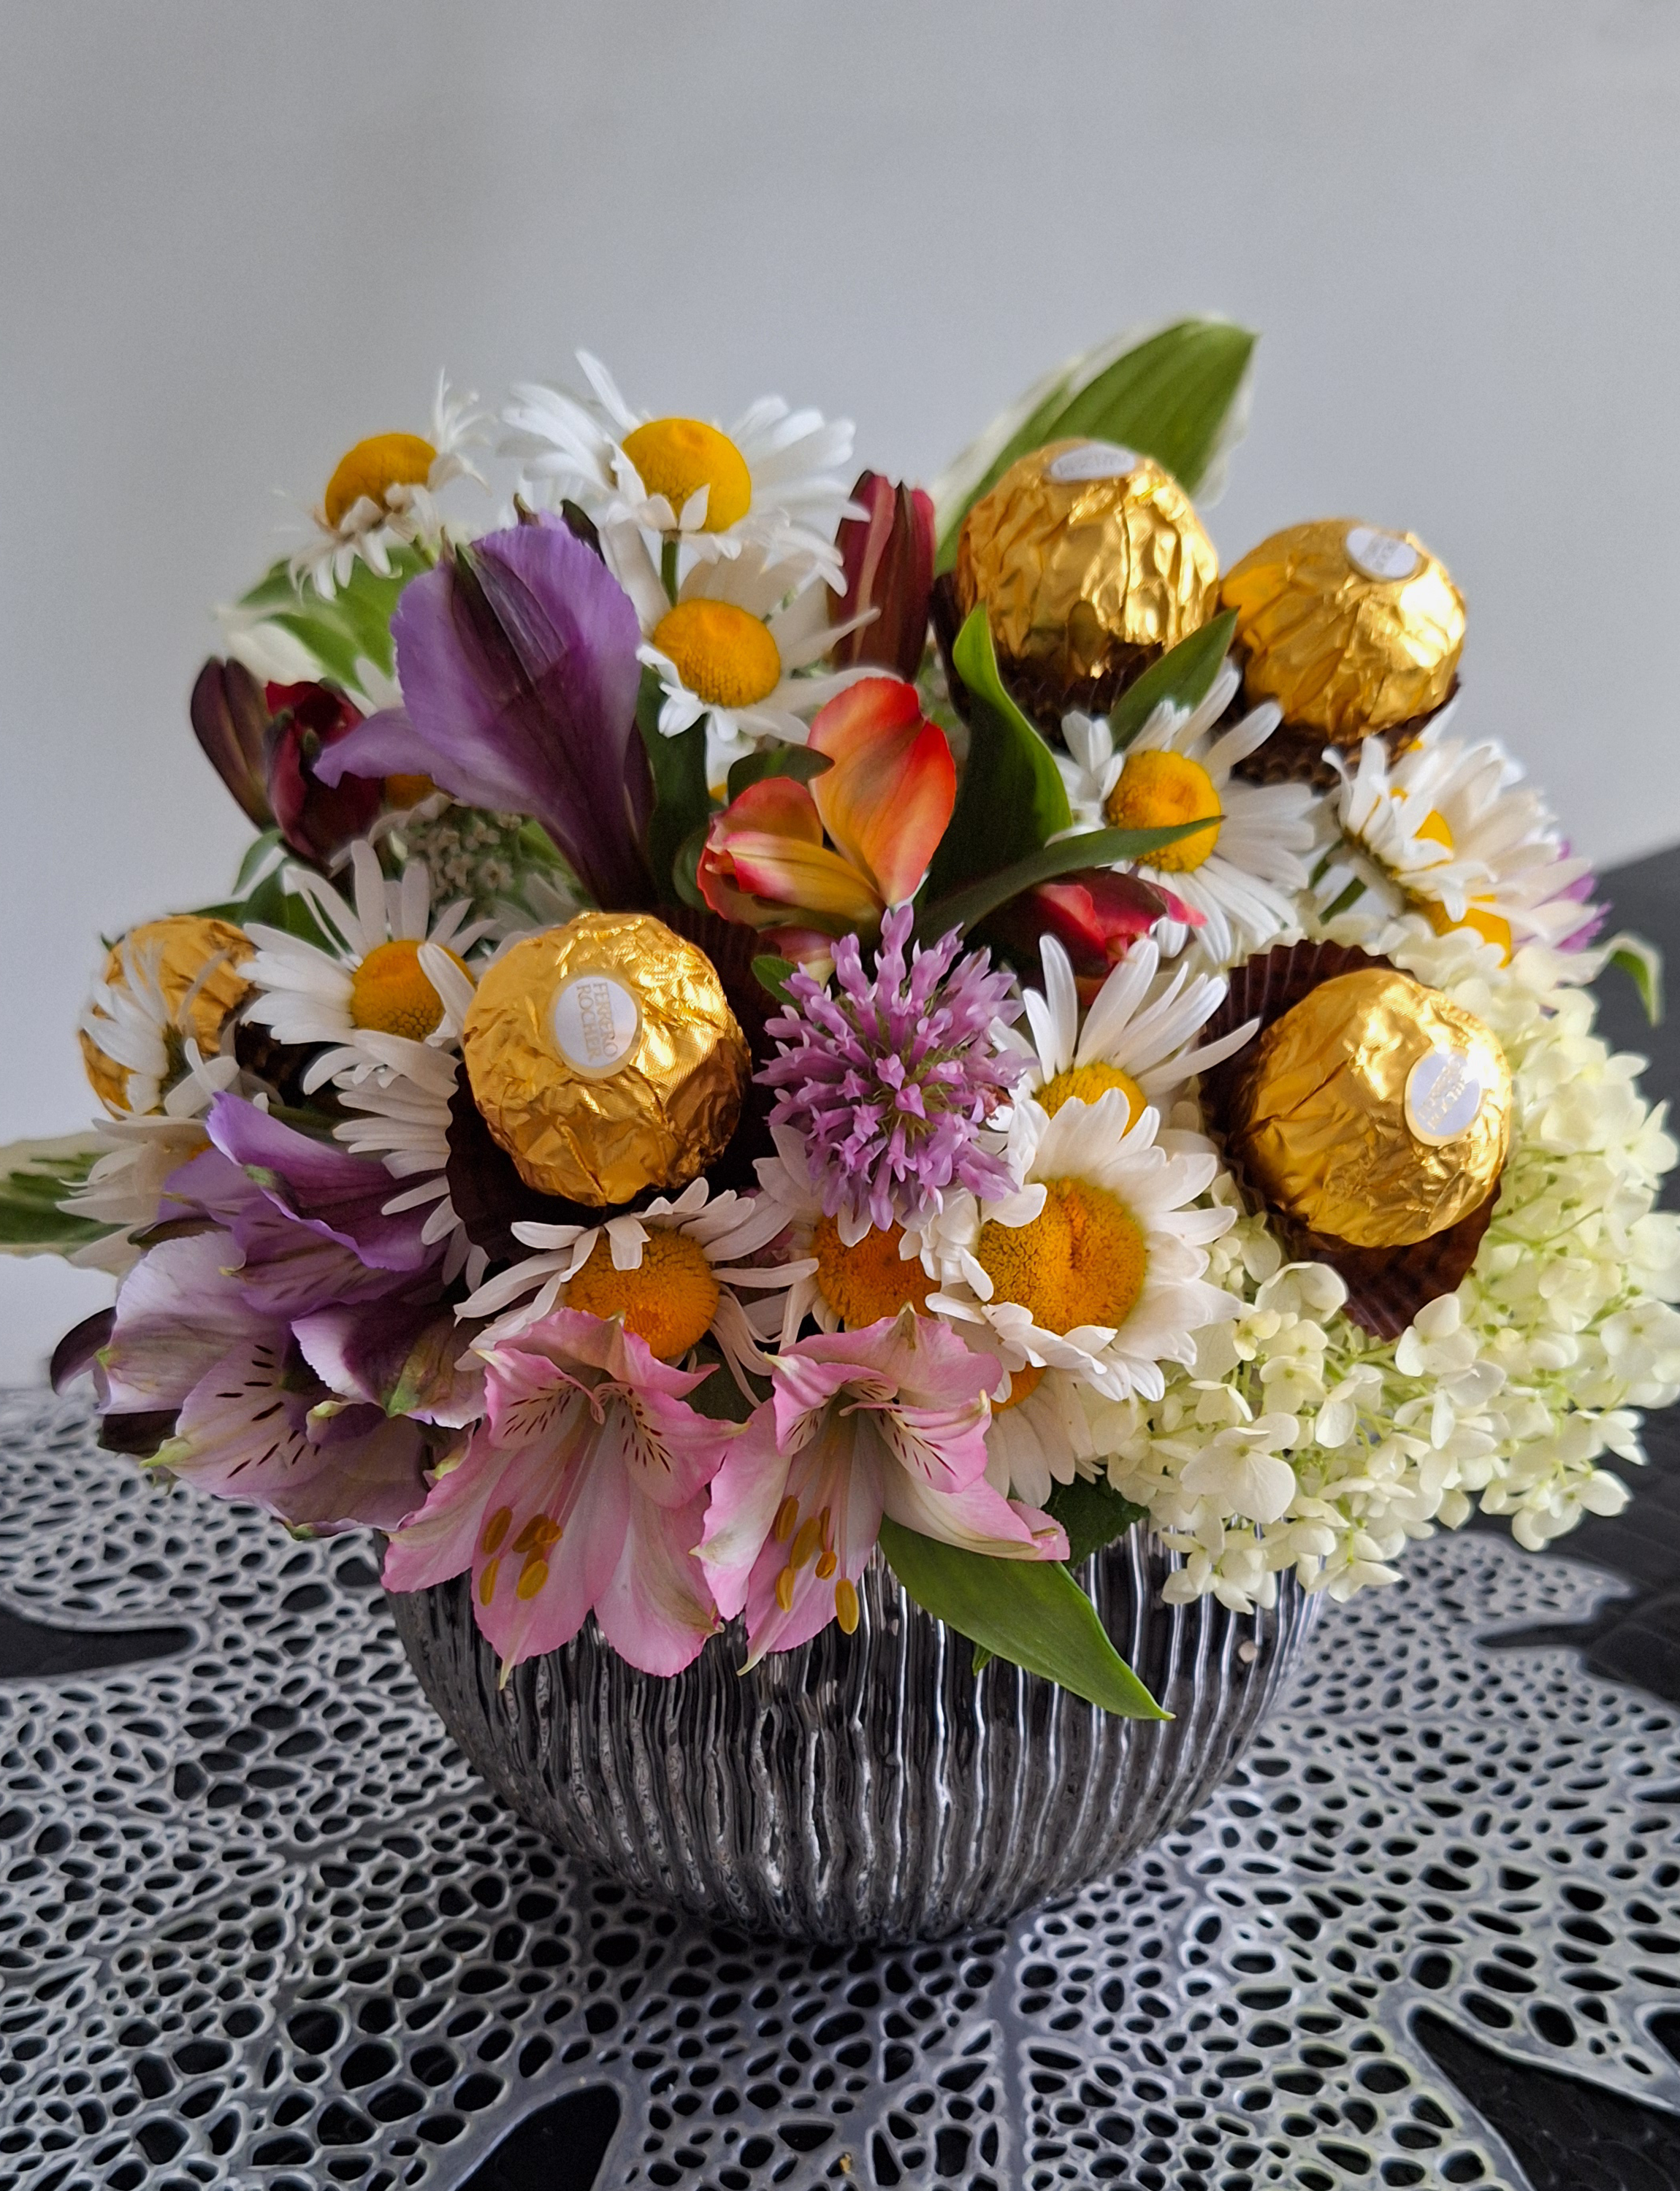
[699,1309,1067,1664]
[382,1308,731,1678]
[696,677,955,947]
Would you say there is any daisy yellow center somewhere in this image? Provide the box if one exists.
[1104,750,1222,872]
[323,432,436,529]
[814,1216,932,1327]
[565,1230,719,1360]
[1425,897,1514,963]
[996,1361,1045,1411]
[622,418,752,532]
[349,938,470,1041]
[1038,1061,1147,1127]
[976,1178,1148,1336]
[1415,808,1454,850]
[652,600,782,708]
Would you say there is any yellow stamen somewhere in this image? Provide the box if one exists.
[996,1362,1046,1411]
[835,1578,860,1634]
[1038,1061,1147,1127]
[976,1178,1148,1336]
[324,432,436,530]
[621,418,752,532]
[511,1514,562,1556]
[516,1555,549,1601]
[652,600,781,709]
[1425,897,1513,963]
[384,772,436,808]
[813,1216,933,1328]
[349,937,471,1041]
[775,1565,796,1613]
[481,1506,512,1556]
[565,1229,720,1361]
[1104,749,1222,872]
[791,1516,824,1570]
[814,1548,837,1580]
[478,1559,500,1606]
[773,1495,799,1545]
[1415,808,1454,851]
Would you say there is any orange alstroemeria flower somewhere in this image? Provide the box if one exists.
[697,677,955,947]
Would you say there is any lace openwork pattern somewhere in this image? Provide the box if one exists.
[3,1390,1680,2190]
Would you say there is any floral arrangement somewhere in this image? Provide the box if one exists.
[12,320,1679,1718]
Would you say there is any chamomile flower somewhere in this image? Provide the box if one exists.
[242,842,491,1091]
[332,1039,486,1290]
[459,1179,809,1392]
[927,1090,1237,1406]
[503,352,855,576]
[609,532,875,765]
[1323,726,1600,957]
[291,374,486,598]
[80,916,252,1118]
[62,1045,246,1275]
[1009,933,1258,1133]
[1061,663,1317,967]
[751,1125,937,1347]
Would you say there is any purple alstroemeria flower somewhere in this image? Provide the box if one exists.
[313,518,652,909]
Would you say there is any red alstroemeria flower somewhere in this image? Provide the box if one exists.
[697,677,955,947]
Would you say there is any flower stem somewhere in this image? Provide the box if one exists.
[661,538,679,605]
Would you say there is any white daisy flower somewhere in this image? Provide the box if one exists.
[290,374,486,598]
[751,1124,934,1347]
[243,842,490,1090]
[1321,724,1600,957]
[61,1047,246,1276]
[332,1038,486,1290]
[459,1179,806,1392]
[1008,933,1259,1133]
[926,1090,1239,1407]
[503,352,855,578]
[606,530,876,768]
[1061,662,1318,968]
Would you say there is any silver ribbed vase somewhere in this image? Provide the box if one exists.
[388,1530,1321,1943]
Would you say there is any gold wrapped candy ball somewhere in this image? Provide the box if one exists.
[1228,968,1510,1250]
[462,912,749,1207]
[953,440,1218,722]
[80,914,254,1116]
[1220,519,1465,741]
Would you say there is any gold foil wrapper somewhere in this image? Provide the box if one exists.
[1220,519,1465,740]
[953,440,1218,706]
[462,912,749,1207]
[1228,968,1510,1249]
[80,914,254,1116]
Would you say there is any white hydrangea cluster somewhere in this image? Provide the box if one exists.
[1096,917,1680,1614]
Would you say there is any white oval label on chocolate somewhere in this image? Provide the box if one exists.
[1047,441,1139,484]
[1405,1048,1486,1146]
[551,974,641,1077]
[1345,524,1421,584]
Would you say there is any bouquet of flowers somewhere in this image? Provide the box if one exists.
[13,319,1679,1721]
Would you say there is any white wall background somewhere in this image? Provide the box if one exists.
[2,0,1678,1381]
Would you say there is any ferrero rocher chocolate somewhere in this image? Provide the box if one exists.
[461,911,749,1207]
[953,440,1218,722]
[1219,520,1465,741]
[80,914,253,1115]
[1228,968,1510,1250]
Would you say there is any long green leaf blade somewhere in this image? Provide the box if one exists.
[922,609,1071,901]
[0,1136,114,1257]
[878,1516,1169,1718]
[916,820,1214,941]
[635,668,712,903]
[1106,611,1237,754]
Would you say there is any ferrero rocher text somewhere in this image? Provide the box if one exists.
[1228,968,1509,1248]
[80,914,254,1116]
[461,912,749,1206]
[1219,520,1465,740]
[953,440,1218,717]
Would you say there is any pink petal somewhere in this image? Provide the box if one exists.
[595,1487,718,1675]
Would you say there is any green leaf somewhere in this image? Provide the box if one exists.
[635,667,713,903]
[933,319,1257,567]
[752,954,798,1005]
[725,743,832,802]
[922,608,1071,901]
[230,828,286,898]
[878,1515,1168,1718]
[234,547,427,692]
[1045,1476,1151,1567]
[915,820,1217,942]
[672,825,709,914]
[1106,611,1238,754]
[0,1136,115,1258]
[1606,933,1665,1026]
